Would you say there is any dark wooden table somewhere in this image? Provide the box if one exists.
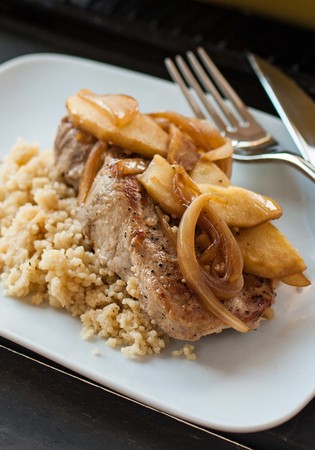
[0,13,314,450]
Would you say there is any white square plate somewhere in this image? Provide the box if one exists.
[0,54,314,432]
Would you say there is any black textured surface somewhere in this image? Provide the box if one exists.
[1,337,315,450]
[1,0,315,113]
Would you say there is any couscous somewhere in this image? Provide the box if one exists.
[0,140,172,358]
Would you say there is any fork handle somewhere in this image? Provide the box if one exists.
[235,152,315,182]
[268,153,315,182]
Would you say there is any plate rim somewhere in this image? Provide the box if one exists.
[0,52,314,433]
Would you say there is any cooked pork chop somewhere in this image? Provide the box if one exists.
[54,117,97,190]
[54,118,275,340]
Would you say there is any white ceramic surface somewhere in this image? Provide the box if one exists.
[0,54,314,433]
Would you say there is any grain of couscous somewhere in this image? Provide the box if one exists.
[0,140,171,358]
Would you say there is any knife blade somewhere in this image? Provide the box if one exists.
[248,53,315,165]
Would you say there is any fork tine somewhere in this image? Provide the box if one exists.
[165,58,206,120]
[197,47,255,125]
[166,49,277,150]
[165,56,227,131]
[174,55,227,131]
[186,50,239,129]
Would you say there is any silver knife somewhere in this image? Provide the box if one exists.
[248,53,315,165]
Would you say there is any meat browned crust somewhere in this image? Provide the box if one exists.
[54,119,275,340]
[54,117,97,190]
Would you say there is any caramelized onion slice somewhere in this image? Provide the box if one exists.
[150,111,214,150]
[177,193,249,333]
[115,158,147,175]
[167,124,199,170]
[78,142,106,204]
[200,141,233,162]
[150,111,233,176]
[155,206,177,248]
[174,170,244,299]
[78,90,139,127]
[197,210,244,299]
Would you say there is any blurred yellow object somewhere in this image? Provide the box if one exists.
[201,0,315,29]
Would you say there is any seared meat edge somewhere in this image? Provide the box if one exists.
[54,119,275,340]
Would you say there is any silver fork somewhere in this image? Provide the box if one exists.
[165,47,315,182]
